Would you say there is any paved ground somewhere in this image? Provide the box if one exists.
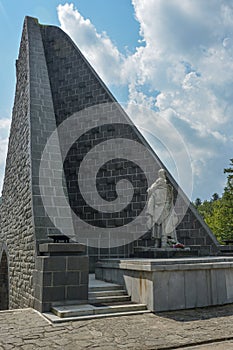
[183,342,233,349]
[1,305,233,349]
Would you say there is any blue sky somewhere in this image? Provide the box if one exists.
[0,0,233,201]
[0,0,138,117]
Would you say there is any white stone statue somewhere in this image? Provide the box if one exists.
[146,169,179,248]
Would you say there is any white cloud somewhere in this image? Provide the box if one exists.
[57,2,233,199]
[0,118,10,130]
[57,3,124,85]
[0,138,8,165]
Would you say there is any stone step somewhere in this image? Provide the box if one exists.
[44,309,151,323]
[188,245,212,256]
[88,289,127,298]
[51,303,147,318]
[89,285,123,292]
[89,295,131,304]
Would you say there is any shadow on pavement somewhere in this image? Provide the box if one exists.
[156,304,233,322]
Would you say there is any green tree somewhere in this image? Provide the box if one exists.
[196,199,213,218]
[194,198,202,208]
[194,159,233,243]
[205,199,223,242]
[211,193,219,202]
[219,159,233,240]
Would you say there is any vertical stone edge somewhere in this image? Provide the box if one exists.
[26,17,75,247]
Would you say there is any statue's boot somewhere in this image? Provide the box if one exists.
[154,238,160,248]
[161,235,168,248]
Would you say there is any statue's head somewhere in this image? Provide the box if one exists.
[158,168,166,179]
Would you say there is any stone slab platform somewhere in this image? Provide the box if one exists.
[97,256,233,268]
[96,256,233,312]
[48,303,148,320]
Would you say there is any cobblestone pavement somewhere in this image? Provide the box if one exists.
[1,305,233,349]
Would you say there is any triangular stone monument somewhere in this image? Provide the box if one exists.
[0,17,219,310]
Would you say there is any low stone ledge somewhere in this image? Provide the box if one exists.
[97,257,233,272]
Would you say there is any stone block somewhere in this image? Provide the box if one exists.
[34,285,42,300]
[67,256,89,271]
[80,271,88,285]
[42,286,65,302]
[167,271,185,310]
[210,269,218,305]
[33,298,51,313]
[215,268,227,304]
[226,269,233,301]
[154,272,169,311]
[43,256,66,271]
[33,271,52,287]
[66,285,88,300]
[184,270,198,308]
[193,270,209,307]
[53,271,80,286]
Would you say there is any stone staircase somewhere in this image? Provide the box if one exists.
[88,285,131,304]
[43,275,149,323]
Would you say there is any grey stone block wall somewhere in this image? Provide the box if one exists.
[0,20,35,309]
[40,22,219,265]
[27,18,74,244]
[0,17,74,309]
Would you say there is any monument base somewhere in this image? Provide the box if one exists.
[96,257,233,312]
[133,247,197,258]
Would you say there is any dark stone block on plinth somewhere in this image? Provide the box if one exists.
[218,245,233,256]
[133,247,199,259]
[188,245,212,256]
[33,243,89,312]
[39,243,86,255]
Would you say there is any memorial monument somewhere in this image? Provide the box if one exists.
[0,17,225,314]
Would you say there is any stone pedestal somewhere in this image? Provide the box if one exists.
[33,243,88,312]
[133,247,198,258]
